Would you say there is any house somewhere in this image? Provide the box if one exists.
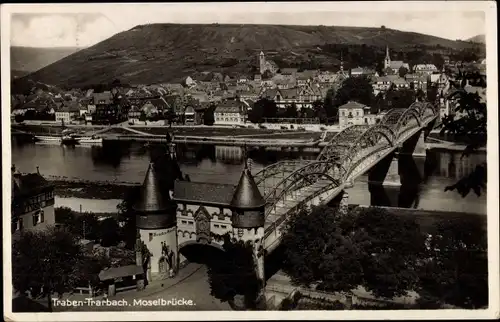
[11,166,55,241]
[406,74,428,91]
[214,99,247,126]
[280,68,298,76]
[92,90,130,125]
[350,67,364,77]
[372,76,392,93]
[413,64,438,75]
[254,74,262,82]
[392,78,410,89]
[269,86,323,109]
[55,101,81,124]
[184,76,197,88]
[184,105,196,124]
[338,101,377,129]
[316,71,337,83]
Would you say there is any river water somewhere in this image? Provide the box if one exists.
[11,139,487,215]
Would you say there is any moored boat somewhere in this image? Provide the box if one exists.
[61,135,78,145]
[34,135,62,143]
[76,135,103,144]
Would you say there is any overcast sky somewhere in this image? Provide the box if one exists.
[7,2,488,48]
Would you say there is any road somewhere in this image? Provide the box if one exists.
[55,264,231,312]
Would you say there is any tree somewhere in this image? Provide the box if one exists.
[282,205,364,293]
[312,100,327,123]
[206,234,263,310]
[385,87,416,110]
[54,207,75,226]
[323,88,338,122]
[117,185,141,249]
[282,205,426,299]
[74,253,111,292]
[249,98,277,123]
[14,114,25,123]
[417,217,487,308]
[72,213,100,241]
[203,103,216,126]
[398,66,409,78]
[12,227,84,311]
[333,76,374,108]
[440,83,486,197]
[284,103,298,118]
[98,217,121,247]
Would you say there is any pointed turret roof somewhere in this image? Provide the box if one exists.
[133,163,171,212]
[230,162,265,209]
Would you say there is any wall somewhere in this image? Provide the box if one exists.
[176,203,234,265]
[12,203,55,241]
[139,226,177,274]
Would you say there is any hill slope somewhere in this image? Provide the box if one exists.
[14,24,481,89]
[465,34,486,44]
[10,46,83,73]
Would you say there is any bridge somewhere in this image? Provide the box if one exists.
[255,102,438,253]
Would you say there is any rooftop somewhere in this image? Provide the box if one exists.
[173,181,236,206]
[339,101,367,110]
[12,171,53,199]
[133,163,172,213]
[230,165,265,210]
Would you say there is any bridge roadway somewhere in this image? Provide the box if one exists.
[257,102,438,253]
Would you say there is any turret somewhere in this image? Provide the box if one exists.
[230,161,266,228]
[133,163,176,228]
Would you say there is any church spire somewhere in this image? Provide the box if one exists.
[340,52,344,73]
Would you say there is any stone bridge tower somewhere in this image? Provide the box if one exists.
[230,161,266,294]
[133,162,178,281]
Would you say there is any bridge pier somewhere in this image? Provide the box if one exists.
[367,151,400,186]
[399,130,426,157]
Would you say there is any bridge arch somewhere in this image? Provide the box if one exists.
[263,160,344,202]
[337,124,395,178]
[178,240,227,266]
[317,125,371,161]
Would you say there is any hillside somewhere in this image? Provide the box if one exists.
[465,34,486,44]
[13,24,483,89]
[10,46,83,73]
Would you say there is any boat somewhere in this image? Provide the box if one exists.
[61,135,78,145]
[76,135,103,144]
[34,135,62,143]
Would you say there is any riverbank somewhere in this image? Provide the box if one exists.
[50,179,137,199]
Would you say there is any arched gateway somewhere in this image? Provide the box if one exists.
[133,141,266,282]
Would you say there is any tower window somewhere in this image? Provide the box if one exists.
[221,225,227,229]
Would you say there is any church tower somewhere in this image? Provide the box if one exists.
[384,46,391,69]
[230,160,266,289]
[134,161,178,281]
[259,51,266,75]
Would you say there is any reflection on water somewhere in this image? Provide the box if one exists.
[12,139,487,214]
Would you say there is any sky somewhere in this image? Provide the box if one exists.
[7,3,488,48]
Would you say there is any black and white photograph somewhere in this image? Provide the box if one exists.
[2,2,498,320]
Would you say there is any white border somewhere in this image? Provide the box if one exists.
[2,2,498,321]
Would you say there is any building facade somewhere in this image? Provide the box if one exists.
[338,101,378,128]
[11,166,55,241]
[214,99,247,126]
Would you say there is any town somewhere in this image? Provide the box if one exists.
[11,48,486,131]
[8,9,490,318]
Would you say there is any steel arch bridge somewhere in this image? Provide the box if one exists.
[257,102,438,252]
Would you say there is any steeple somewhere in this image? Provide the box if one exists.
[340,52,344,73]
[133,163,171,212]
[384,46,391,69]
[231,161,266,228]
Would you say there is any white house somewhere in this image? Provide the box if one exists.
[338,101,376,128]
[214,99,247,126]
[413,64,438,75]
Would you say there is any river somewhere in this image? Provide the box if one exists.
[11,139,487,215]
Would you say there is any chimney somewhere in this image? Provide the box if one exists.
[36,166,40,174]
